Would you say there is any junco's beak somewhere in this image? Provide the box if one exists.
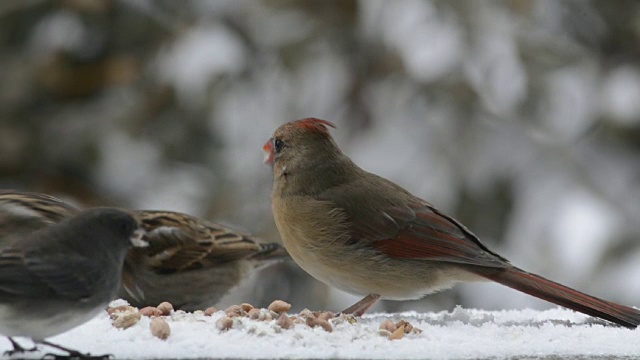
[130,228,148,247]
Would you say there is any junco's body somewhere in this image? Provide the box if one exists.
[121,210,287,310]
[0,192,144,356]
[264,118,640,328]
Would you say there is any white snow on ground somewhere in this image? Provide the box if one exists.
[1,304,639,359]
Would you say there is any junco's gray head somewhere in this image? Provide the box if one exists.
[51,207,147,255]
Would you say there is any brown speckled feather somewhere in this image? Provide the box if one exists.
[132,210,284,272]
[0,191,80,224]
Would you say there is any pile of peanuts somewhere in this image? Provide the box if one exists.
[107,301,173,340]
[106,300,421,341]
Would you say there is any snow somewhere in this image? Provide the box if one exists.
[541,64,599,141]
[155,24,247,106]
[464,2,527,116]
[361,0,463,82]
[551,188,620,282]
[28,10,88,57]
[600,66,640,126]
[2,304,638,359]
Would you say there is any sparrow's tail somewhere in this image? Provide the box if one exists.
[477,266,640,329]
[250,242,290,263]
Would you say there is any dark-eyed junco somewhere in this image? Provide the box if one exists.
[121,210,288,311]
[264,118,640,328]
[0,192,145,358]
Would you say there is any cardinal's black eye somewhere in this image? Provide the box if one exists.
[274,138,284,152]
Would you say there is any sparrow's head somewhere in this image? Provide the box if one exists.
[263,118,337,169]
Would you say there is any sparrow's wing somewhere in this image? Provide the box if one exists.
[0,191,80,223]
[134,211,284,272]
[321,177,508,269]
[0,191,79,246]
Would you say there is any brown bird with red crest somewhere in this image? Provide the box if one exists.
[263,118,640,328]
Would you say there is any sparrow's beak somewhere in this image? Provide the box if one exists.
[130,228,148,247]
[263,138,275,165]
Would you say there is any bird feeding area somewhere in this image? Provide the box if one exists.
[1,299,639,360]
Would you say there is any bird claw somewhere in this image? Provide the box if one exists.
[42,352,112,360]
[38,340,111,360]
[4,337,38,356]
[4,347,38,356]
[340,294,381,316]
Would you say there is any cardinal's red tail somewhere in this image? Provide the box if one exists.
[476,266,640,328]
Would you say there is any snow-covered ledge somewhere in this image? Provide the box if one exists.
[2,304,638,359]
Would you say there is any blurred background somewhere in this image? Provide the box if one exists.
[1,0,639,313]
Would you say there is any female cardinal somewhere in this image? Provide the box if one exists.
[264,118,640,328]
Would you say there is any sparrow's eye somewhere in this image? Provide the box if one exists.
[274,138,285,153]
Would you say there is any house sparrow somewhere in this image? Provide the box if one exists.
[120,210,288,311]
[264,118,640,328]
[0,191,287,312]
[0,192,144,357]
